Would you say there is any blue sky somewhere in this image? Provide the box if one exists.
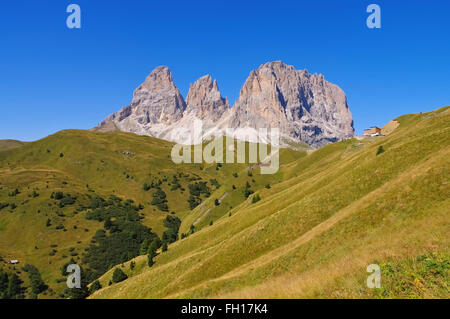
[0,0,449,141]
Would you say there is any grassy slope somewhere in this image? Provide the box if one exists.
[0,130,300,297]
[0,139,27,151]
[91,106,450,299]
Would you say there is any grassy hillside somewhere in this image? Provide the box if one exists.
[0,130,300,298]
[90,106,450,299]
[0,139,27,151]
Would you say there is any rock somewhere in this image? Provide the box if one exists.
[99,66,186,136]
[224,61,354,147]
[185,75,229,121]
[98,61,355,149]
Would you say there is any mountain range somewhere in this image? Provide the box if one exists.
[0,60,448,300]
[98,61,355,148]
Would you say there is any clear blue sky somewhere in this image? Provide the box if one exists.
[1,0,449,141]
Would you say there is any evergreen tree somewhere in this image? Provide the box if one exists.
[377,145,385,155]
[22,264,47,295]
[147,238,160,255]
[0,269,9,299]
[151,188,168,211]
[112,268,128,283]
[64,265,90,299]
[252,194,261,204]
[243,182,254,198]
[6,274,23,299]
[89,280,102,295]
[139,239,150,255]
[147,251,155,267]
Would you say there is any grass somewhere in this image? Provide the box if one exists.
[89,106,449,299]
[0,139,27,152]
[0,130,300,297]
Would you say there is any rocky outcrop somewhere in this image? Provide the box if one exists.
[99,66,186,136]
[98,61,355,148]
[225,61,354,147]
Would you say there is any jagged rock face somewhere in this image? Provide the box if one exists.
[185,75,229,121]
[100,66,186,135]
[226,61,354,147]
[98,61,354,148]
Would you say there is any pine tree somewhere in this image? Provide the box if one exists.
[376,145,385,155]
[6,274,23,299]
[112,268,128,283]
[89,280,102,295]
[139,239,150,255]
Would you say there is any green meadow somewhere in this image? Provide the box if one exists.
[0,106,449,298]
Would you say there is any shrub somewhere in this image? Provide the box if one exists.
[151,188,168,212]
[210,179,220,189]
[162,216,181,244]
[112,268,128,283]
[83,200,159,279]
[8,189,20,197]
[21,264,47,295]
[376,145,385,155]
[252,194,261,204]
[89,280,102,295]
[188,182,210,197]
[188,195,201,210]
[147,251,155,267]
[243,182,254,199]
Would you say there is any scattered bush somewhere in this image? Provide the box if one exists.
[243,182,254,199]
[21,264,47,295]
[252,194,261,204]
[89,280,102,295]
[162,215,181,244]
[151,188,168,212]
[112,268,128,283]
[376,145,385,155]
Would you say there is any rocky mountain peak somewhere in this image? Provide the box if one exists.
[138,66,175,91]
[185,75,229,121]
[225,61,354,147]
[98,61,355,149]
[99,66,186,134]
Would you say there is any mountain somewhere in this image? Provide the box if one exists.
[98,61,355,148]
[91,106,450,299]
